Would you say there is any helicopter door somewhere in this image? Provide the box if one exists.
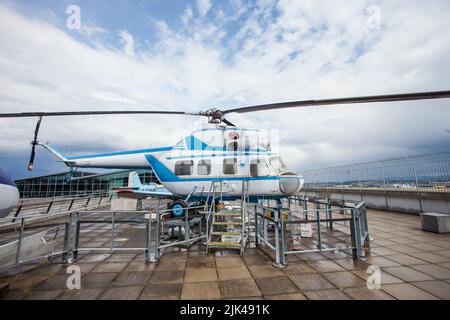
[222,158,238,193]
[250,159,270,177]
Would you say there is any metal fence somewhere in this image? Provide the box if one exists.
[302,151,450,193]
[15,170,157,198]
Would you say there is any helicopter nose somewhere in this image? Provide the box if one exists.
[279,176,304,194]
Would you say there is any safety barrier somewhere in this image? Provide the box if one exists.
[254,196,370,268]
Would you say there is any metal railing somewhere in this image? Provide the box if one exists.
[254,196,370,268]
[302,151,450,193]
[5,192,113,224]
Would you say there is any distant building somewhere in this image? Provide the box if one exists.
[14,170,157,198]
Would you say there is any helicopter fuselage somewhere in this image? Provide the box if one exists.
[42,127,305,200]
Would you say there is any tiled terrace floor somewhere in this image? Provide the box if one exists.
[1,209,450,300]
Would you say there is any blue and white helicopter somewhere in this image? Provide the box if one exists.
[37,126,303,215]
[1,91,450,216]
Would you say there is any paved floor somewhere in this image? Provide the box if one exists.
[1,209,450,300]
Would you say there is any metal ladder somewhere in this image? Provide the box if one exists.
[206,180,249,254]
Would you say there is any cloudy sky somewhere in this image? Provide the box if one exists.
[0,0,449,180]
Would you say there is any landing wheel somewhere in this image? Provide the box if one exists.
[169,200,187,217]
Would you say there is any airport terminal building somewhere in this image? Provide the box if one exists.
[14,170,157,198]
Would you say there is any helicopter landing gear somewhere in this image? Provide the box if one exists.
[168,199,188,217]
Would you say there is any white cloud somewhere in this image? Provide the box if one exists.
[196,0,212,17]
[118,30,135,56]
[0,1,450,178]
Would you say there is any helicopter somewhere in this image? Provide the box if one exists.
[1,90,450,215]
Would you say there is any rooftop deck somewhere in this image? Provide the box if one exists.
[1,208,450,300]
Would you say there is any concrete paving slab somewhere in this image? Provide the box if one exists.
[248,265,285,278]
[125,261,157,272]
[57,288,103,300]
[406,251,450,264]
[20,289,62,300]
[351,269,404,285]
[343,287,395,300]
[91,262,129,273]
[412,281,450,300]
[282,261,317,275]
[306,259,345,273]
[382,283,439,300]
[215,255,245,268]
[219,279,261,299]
[81,272,117,289]
[184,267,218,283]
[410,264,450,280]
[304,289,351,300]
[99,286,143,300]
[384,254,428,266]
[181,282,221,300]
[264,293,307,300]
[322,271,367,289]
[255,276,299,296]
[288,274,335,291]
[140,282,182,299]
[112,272,151,287]
[333,258,370,271]
[383,266,435,282]
[150,270,184,283]
[217,266,252,281]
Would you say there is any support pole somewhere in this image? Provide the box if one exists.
[15,218,25,264]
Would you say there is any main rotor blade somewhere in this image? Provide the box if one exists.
[223,90,450,114]
[222,118,236,127]
[0,110,197,118]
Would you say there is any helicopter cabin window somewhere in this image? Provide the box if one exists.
[175,160,194,176]
[223,158,237,175]
[250,159,270,177]
[198,159,211,175]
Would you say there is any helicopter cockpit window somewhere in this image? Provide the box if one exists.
[223,158,237,175]
[269,157,287,174]
[250,159,270,177]
[198,159,211,176]
[175,160,194,176]
[224,132,240,151]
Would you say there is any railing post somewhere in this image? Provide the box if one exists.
[272,203,286,268]
[350,207,363,259]
[155,212,161,260]
[412,162,423,212]
[71,212,80,260]
[327,198,333,229]
[15,218,25,264]
[316,202,322,251]
[111,212,116,250]
[68,199,75,211]
[46,201,53,214]
[62,222,70,262]
[254,205,259,247]
[12,205,22,223]
[263,208,268,243]
[184,207,189,242]
[145,217,151,263]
